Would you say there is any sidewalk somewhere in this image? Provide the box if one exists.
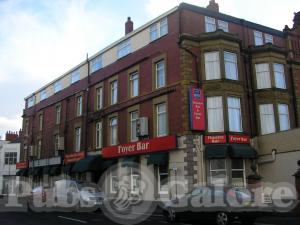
[256,213,300,225]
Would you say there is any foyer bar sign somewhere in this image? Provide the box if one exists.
[16,161,28,169]
[229,135,250,144]
[204,135,227,144]
[64,151,85,164]
[189,87,205,131]
[102,135,177,158]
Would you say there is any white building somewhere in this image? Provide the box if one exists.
[0,134,20,195]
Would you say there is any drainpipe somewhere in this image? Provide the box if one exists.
[288,62,299,127]
[85,54,90,152]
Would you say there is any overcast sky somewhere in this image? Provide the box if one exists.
[0,0,298,139]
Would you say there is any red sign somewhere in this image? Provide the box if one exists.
[64,151,85,164]
[204,135,227,144]
[229,135,250,144]
[16,161,28,169]
[102,135,177,158]
[189,87,205,130]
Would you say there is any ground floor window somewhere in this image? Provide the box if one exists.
[158,164,169,194]
[130,168,140,194]
[110,170,119,194]
[209,159,227,186]
[208,159,245,187]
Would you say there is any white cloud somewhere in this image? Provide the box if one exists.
[0,115,22,140]
[0,0,122,86]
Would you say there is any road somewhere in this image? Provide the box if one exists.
[0,211,299,225]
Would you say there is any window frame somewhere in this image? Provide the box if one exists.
[255,63,271,89]
[259,104,276,135]
[4,152,17,165]
[38,114,43,131]
[227,96,243,132]
[40,89,47,101]
[278,104,290,131]
[155,60,166,89]
[110,117,118,146]
[54,134,59,156]
[130,72,139,98]
[91,55,103,73]
[273,63,286,89]
[156,103,167,137]
[71,69,80,84]
[56,105,61,125]
[110,80,118,105]
[207,96,224,132]
[157,164,169,194]
[117,39,131,59]
[254,30,263,46]
[95,121,103,149]
[54,81,61,93]
[224,51,238,80]
[96,86,103,110]
[209,159,227,186]
[205,16,216,32]
[76,95,83,116]
[75,127,81,152]
[264,33,273,44]
[217,20,229,32]
[130,111,139,142]
[204,51,221,80]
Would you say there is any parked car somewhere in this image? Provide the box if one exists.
[54,179,105,210]
[163,186,273,225]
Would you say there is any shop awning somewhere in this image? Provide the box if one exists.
[147,152,168,165]
[100,159,117,171]
[229,144,257,159]
[43,166,51,175]
[63,164,74,173]
[33,167,43,176]
[205,144,228,159]
[16,169,28,176]
[121,156,139,167]
[28,168,34,176]
[72,155,103,173]
[49,165,61,176]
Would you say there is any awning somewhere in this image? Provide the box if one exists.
[33,167,43,176]
[205,144,228,159]
[229,144,257,159]
[72,155,103,173]
[43,166,51,175]
[121,156,139,167]
[147,152,168,165]
[100,159,117,171]
[49,165,61,176]
[28,168,34,176]
[16,169,27,176]
[63,163,74,173]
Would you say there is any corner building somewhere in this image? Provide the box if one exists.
[19,1,300,200]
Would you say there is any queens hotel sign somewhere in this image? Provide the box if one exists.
[102,135,177,158]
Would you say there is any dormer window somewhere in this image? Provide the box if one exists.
[40,89,47,101]
[254,30,273,46]
[71,69,80,84]
[205,16,229,32]
[117,39,131,59]
[150,18,168,41]
[91,55,103,73]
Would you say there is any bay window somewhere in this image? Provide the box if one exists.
[273,63,286,89]
[224,52,238,80]
[227,97,242,132]
[255,63,271,89]
[207,96,224,132]
[278,104,290,131]
[204,51,220,80]
[259,104,275,135]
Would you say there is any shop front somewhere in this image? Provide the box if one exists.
[101,135,179,200]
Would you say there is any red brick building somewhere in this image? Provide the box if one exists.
[18,1,300,198]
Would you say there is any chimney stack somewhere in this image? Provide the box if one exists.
[5,131,19,142]
[125,17,133,35]
[206,0,219,12]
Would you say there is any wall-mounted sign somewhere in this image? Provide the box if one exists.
[189,87,205,131]
[16,161,28,169]
[229,135,250,144]
[204,135,227,144]
[102,135,177,158]
[64,151,85,164]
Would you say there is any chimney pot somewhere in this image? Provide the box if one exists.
[207,0,219,12]
[125,16,134,35]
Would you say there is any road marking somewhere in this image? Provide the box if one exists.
[58,216,87,224]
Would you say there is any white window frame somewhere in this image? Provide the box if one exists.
[4,152,17,165]
[71,70,80,84]
[54,81,61,94]
[95,121,102,149]
[227,97,243,132]
[255,63,271,89]
[130,111,139,142]
[157,165,169,194]
[254,30,263,46]
[259,104,276,135]
[91,55,102,73]
[264,33,273,44]
[231,159,246,187]
[278,104,290,131]
[205,16,216,32]
[204,51,221,80]
[76,96,83,116]
[150,18,168,42]
[210,159,227,186]
[273,63,286,89]
[39,114,43,131]
[110,117,118,146]
[96,86,103,110]
[224,51,238,80]
[207,96,224,132]
[111,80,118,105]
[37,139,42,159]
[110,174,119,194]
[54,134,59,156]
[40,89,47,101]
[130,168,140,194]
[130,72,139,97]
[155,60,166,88]
[218,20,228,32]
[28,96,35,108]
[75,127,81,152]
[117,39,131,59]
[157,103,167,137]
[56,105,61,125]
